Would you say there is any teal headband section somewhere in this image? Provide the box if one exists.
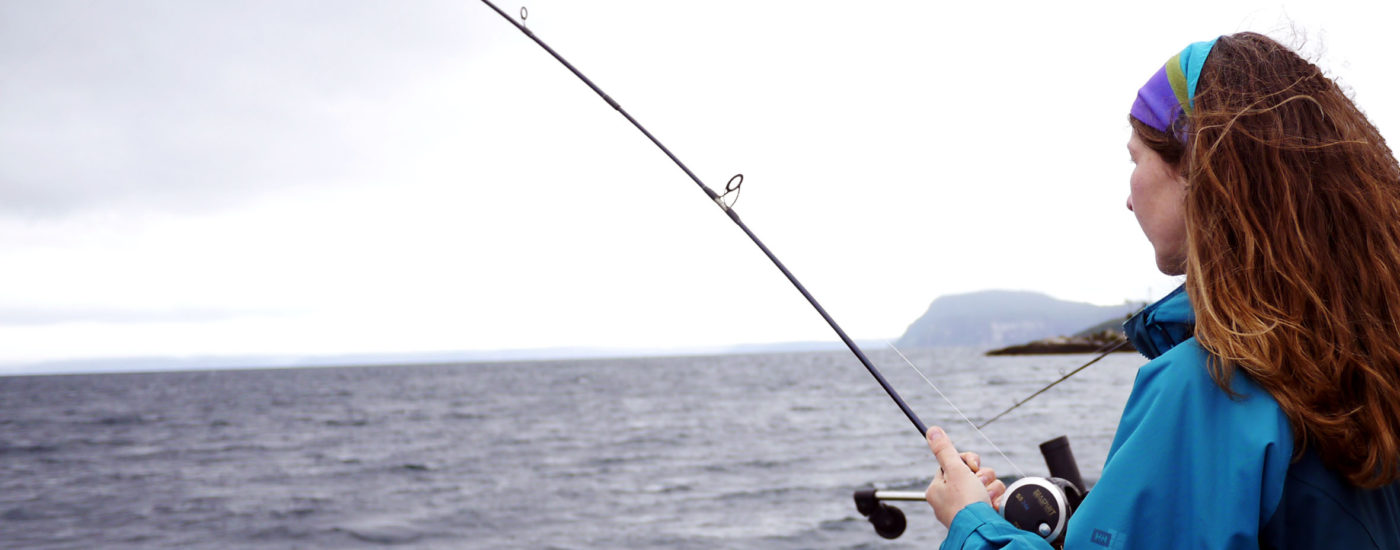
[1178,38,1218,110]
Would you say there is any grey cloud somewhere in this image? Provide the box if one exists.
[0,0,481,218]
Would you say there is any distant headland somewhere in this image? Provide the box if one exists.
[894,290,1144,355]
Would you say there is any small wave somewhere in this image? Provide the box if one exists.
[642,482,693,494]
[715,484,812,503]
[211,443,270,453]
[0,443,60,455]
[397,463,430,472]
[324,419,369,427]
[2,506,44,521]
[818,515,866,531]
[702,458,788,473]
[333,521,426,545]
[249,524,315,541]
[79,437,138,448]
[578,452,666,470]
[94,414,146,426]
[268,507,319,520]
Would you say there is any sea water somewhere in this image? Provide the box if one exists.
[0,348,1140,549]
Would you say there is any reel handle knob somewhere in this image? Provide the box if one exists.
[853,488,909,539]
[869,503,907,539]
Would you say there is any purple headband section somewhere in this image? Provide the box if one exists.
[1130,66,1177,134]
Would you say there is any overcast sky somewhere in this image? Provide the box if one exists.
[2,1,1396,371]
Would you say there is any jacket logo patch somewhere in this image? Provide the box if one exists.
[1090,529,1113,547]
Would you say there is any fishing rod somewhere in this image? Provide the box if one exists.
[478,0,929,437]
[481,4,1090,543]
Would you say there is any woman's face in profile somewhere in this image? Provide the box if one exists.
[1126,132,1190,276]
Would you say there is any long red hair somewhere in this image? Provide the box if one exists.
[1134,32,1400,488]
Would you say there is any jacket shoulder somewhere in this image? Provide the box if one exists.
[1073,338,1293,549]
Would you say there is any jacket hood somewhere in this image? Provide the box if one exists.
[1123,284,1195,359]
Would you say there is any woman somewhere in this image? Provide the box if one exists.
[926,32,1400,549]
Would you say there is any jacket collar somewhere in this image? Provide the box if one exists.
[1124,284,1195,360]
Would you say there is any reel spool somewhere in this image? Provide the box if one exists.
[996,435,1086,548]
[997,476,1081,544]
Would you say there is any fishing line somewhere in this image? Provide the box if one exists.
[886,343,1028,478]
[479,0,929,437]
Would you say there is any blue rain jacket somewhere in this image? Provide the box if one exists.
[940,285,1400,549]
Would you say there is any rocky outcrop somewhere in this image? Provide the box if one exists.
[985,330,1137,356]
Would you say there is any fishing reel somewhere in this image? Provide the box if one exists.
[854,435,1086,547]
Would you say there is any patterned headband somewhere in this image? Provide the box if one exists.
[1130,38,1219,136]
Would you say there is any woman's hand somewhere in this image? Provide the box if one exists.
[925,426,1006,527]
